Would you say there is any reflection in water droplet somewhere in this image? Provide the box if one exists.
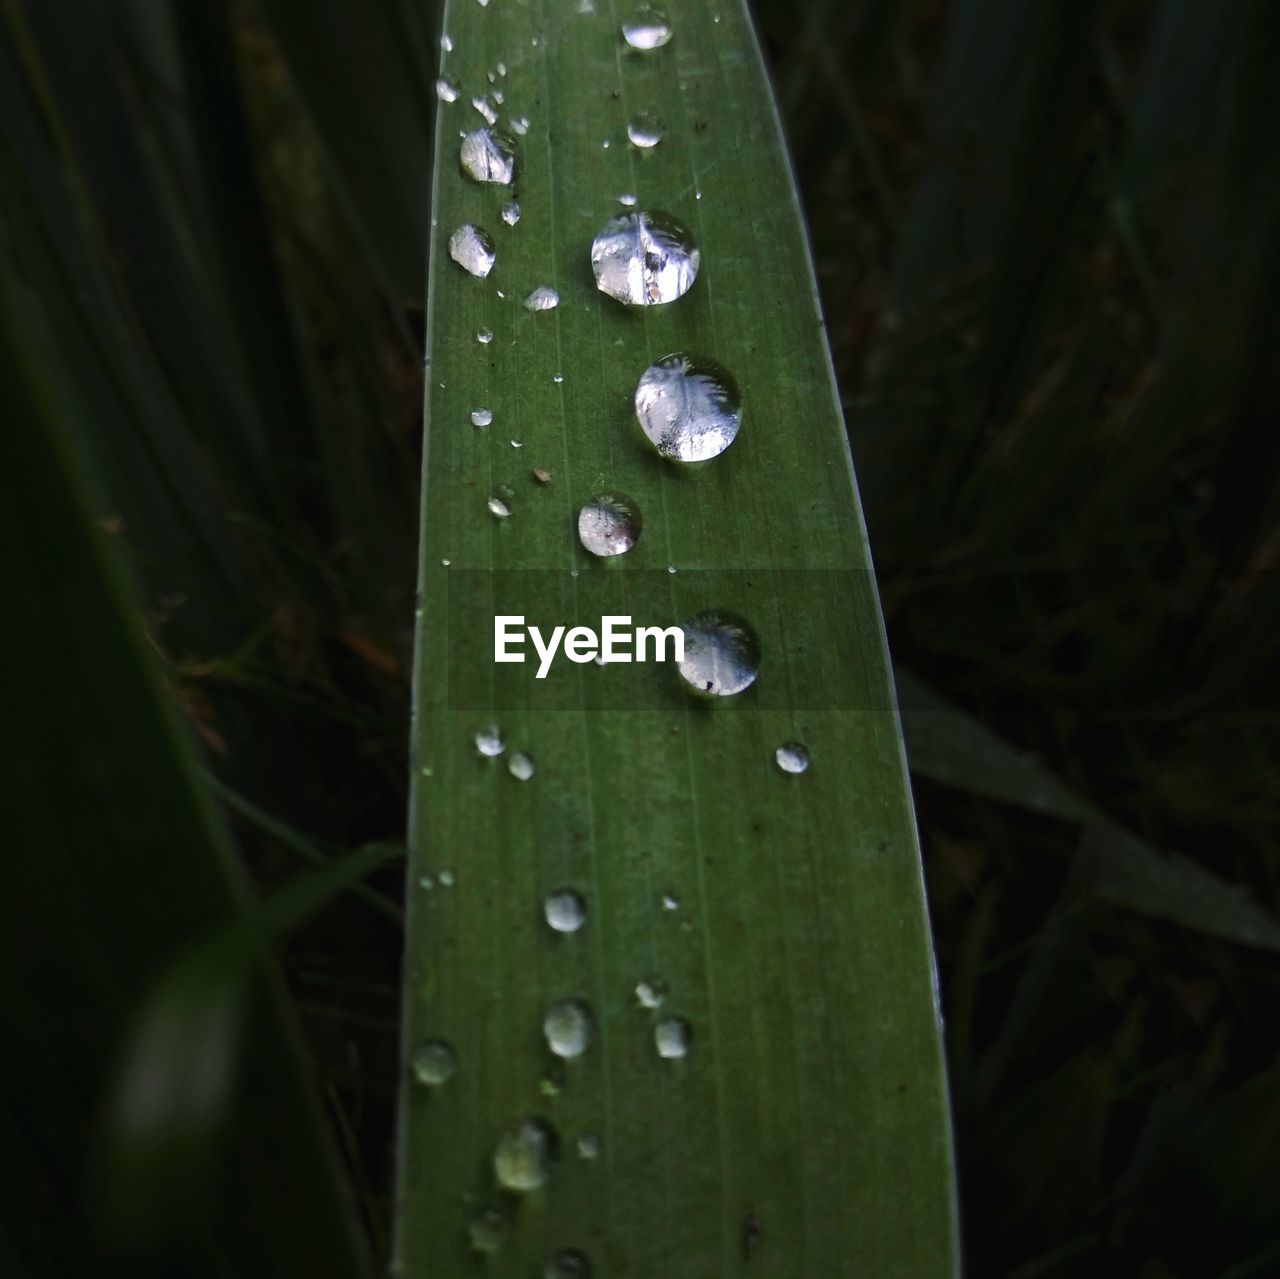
[524,286,559,311]
[622,6,672,49]
[654,1016,691,1059]
[469,1206,508,1253]
[545,1250,592,1279]
[411,1039,457,1085]
[471,407,494,427]
[449,224,496,278]
[508,751,535,780]
[627,112,664,148]
[775,742,810,774]
[544,888,587,933]
[471,95,498,126]
[635,976,667,1009]
[436,77,460,103]
[677,610,761,697]
[576,1132,602,1161]
[511,116,531,136]
[488,485,514,518]
[476,327,494,344]
[460,128,517,184]
[634,353,741,461]
[502,200,521,226]
[543,999,594,1059]
[494,1117,558,1191]
[578,492,642,557]
[590,210,699,306]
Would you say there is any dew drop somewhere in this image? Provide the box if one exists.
[666,563,678,574]
[508,750,535,780]
[545,1250,592,1279]
[635,976,667,1009]
[438,867,455,887]
[510,438,524,449]
[576,1132,602,1161]
[471,95,498,126]
[524,285,560,311]
[590,210,699,306]
[488,485,514,518]
[634,353,741,461]
[436,77,460,103]
[677,609,761,697]
[511,115,531,135]
[460,128,518,184]
[418,873,434,890]
[577,492,643,557]
[441,32,454,52]
[474,724,506,756]
[494,1117,558,1191]
[661,892,679,911]
[411,1039,457,1086]
[476,326,494,344]
[532,467,553,484]
[449,223,496,278]
[471,407,494,427]
[616,192,638,207]
[622,6,672,49]
[543,888,587,933]
[543,999,594,1059]
[775,741,810,774]
[552,373,564,383]
[654,1016,691,1059]
[492,89,505,105]
[469,1206,508,1253]
[502,200,522,226]
[626,112,664,148]
[497,61,508,76]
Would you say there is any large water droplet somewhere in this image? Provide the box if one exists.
[544,889,587,933]
[411,1039,457,1085]
[488,485,514,518]
[502,200,521,226]
[524,286,560,311]
[471,407,494,427]
[545,1251,592,1279]
[476,326,494,344]
[622,6,672,49]
[474,724,505,756]
[577,492,642,557]
[460,128,517,184]
[677,610,761,697]
[654,1016,691,1059]
[775,741,810,774]
[469,1206,508,1253]
[436,77,460,103]
[626,112,664,148]
[635,976,667,1009]
[543,999,594,1059]
[590,210,699,306]
[471,95,498,126]
[449,223,496,278]
[508,751,535,780]
[634,353,741,461]
[494,1117,558,1191]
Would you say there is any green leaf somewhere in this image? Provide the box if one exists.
[398,3,958,1275]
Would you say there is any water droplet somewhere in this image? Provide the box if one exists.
[497,61,508,76]
[677,610,761,697]
[552,373,564,383]
[511,115,531,135]
[524,285,559,311]
[635,976,667,1009]
[469,1206,508,1253]
[543,888,587,933]
[418,873,434,890]
[622,6,672,49]
[475,724,506,757]
[411,1039,457,1085]
[441,32,454,52]
[576,1132,602,1160]
[436,77,460,103]
[590,210,699,306]
[510,438,524,449]
[654,1016,691,1059]
[545,1250,592,1279]
[601,138,611,149]
[476,326,494,344]
[508,750,535,780]
[577,492,643,557]
[471,95,498,126]
[616,192,638,206]
[494,1117,558,1191]
[438,867,456,887]
[634,353,741,461]
[532,467,552,484]
[502,200,521,226]
[460,128,517,184]
[471,407,494,427]
[441,557,452,566]
[661,892,679,911]
[488,485,514,518]
[775,741,810,774]
[492,89,505,105]
[543,999,594,1059]
[449,223,496,278]
[626,112,664,148]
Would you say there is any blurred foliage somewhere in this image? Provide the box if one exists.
[2,0,1278,1274]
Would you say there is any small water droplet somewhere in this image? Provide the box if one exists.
[601,138,611,149]
[418,873,434,890]
[666,563,677,574]
[510,438,524,448]
[438,867,456,887]
[471,95,498,126]
[442,557,452,566]
[578,492,642,557]
[494,1117,558,1191]
[775,741,810,774]
[524,285,559,311]
[476,326,494,344]
[474,724,506,756]
[469,1206,508,1253]
[543,888,586,933]
[441,32,454,52]
[552,373,564,383]
[492,89,505,105]
[622,6,672,49]
[616,192,638,206]
[661,892,679,910]
[460,128,517,184]
[545,1250,592,1279]
[476,0,489,8]
[626,112,664,148]
[449,223,496,277]
[436,77,460,103]
[471,406,494,427]
[488,485,514,518]
[543,999,594,1059]
[635,353,741,462]
[532,467,552,484]
[576,1132,602,1160]
[654,1016,691,1059]
[511,115,531,135]
[411,1039,457,1085]
[635,976,667,1009]
[677,610,761,697]
[502,200,522,226]
[497,61,507,76]
[508,750,535,780]
[590,210,699,306]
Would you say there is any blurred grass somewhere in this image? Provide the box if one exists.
[2,0,1277,1274]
